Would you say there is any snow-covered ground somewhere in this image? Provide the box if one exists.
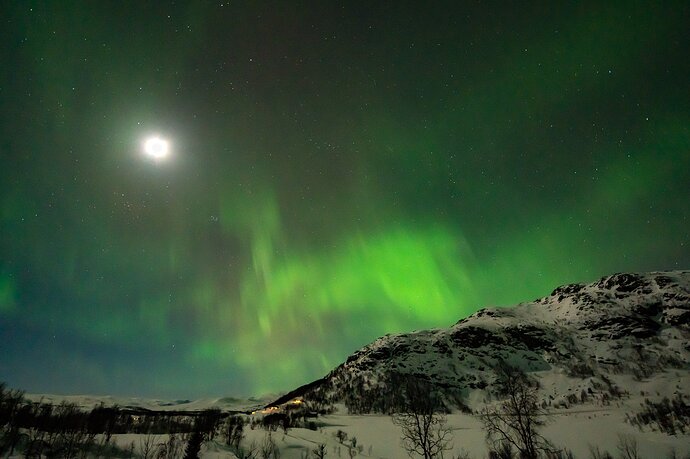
[18,367,689,458]
[96,399,689,459]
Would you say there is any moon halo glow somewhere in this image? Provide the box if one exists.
[143,136,170,159]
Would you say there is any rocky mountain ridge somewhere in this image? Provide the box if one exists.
[271,271,690,413]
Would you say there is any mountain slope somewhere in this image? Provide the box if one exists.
[271,271,690,413]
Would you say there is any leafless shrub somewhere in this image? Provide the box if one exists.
[139,433,160,459]
[587,445,613,459]
[224,415,245,449]
[259,432,280,459]
[616,433,640,459]
[312,443,327,458]
[628,393,689,434]
[544,449,575,459]
[235,440,259,459]
[488,441,513,459]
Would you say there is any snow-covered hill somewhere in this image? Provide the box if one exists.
[272,271,690,413]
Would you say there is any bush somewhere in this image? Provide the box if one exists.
[628,393,689,435]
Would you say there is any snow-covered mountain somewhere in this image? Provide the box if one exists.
[272,271,690,413]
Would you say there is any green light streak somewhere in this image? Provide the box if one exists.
[0,276,15,313]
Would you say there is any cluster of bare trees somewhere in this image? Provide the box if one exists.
[138,432,187,459]
[0,385,129,457]
[220,415,282,459]
[0,383,25,455]
[0,382,230,458]
[387,362,684,459]
[627,393,689,435]
[387,362,577,458]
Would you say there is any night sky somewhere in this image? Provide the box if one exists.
[1,2,688,399]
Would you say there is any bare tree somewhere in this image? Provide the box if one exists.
[183,431,204,459]
[0,384,25,456]
[161,433,184,459]
[480,362,551,459]
[139,433,160,459]
[25,426,47,457]
[235,440,259,459]
[312,443,327,458]
[259,432,280,459]
[224,415,245,449]
[392,377,452,459]
[25,399,54,457]
[616,434,640,459]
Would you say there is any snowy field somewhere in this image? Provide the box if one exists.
[82,401,687,459]
[17,367,689,458]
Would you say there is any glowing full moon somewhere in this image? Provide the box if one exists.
[143,136,170,159]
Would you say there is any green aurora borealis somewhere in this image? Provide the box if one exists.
[1,2,688,397]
